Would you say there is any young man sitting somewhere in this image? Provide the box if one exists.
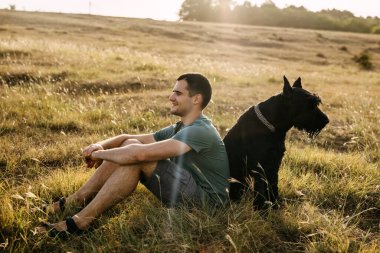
[38,73,230,236]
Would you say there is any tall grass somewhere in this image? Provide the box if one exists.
[0,10,379,252]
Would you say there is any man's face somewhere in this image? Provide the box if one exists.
[169,79,194,116]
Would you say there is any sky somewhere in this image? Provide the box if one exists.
[0,0,379,21]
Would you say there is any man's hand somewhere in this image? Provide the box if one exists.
[82,143,104,168]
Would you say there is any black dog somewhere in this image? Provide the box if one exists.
[223,76,329,209]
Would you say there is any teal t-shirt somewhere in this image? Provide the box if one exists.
[153,115,230,205]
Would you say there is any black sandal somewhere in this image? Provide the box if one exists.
[42,217,83,238]
[38,197,66,214]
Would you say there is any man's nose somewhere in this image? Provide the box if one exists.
[169,93,175,101]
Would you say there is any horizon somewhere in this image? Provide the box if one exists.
[0,0,379,21]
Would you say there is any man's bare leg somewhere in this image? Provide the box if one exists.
[45,139,142,214]
[51,161,157,231]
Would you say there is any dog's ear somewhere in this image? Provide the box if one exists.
[293,77,302,88]
[283,75,292,95]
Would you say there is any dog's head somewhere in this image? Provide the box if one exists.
[282,76,329,138]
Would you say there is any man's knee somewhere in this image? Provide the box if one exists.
[140,162,158,181]
[121,139,141,147]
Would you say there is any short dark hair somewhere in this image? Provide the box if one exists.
[177,73,212,109]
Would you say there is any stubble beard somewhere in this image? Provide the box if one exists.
[170,105,187,117]
[170,109,183,117]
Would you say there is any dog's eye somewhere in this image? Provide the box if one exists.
[307,96,321,107]
[307,98,318,108]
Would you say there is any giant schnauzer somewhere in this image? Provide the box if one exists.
[223,76,329,209]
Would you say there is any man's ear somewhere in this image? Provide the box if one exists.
[193,94,203,106]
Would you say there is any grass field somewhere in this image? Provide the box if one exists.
[0,10,379,252]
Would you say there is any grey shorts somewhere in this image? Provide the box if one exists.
[141,160,207,207]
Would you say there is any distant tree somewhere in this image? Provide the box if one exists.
[9,4,16,11]
[253,1,281,26]
[261,0,276,8]
[371,26,380,34]
[320,9,355,19]
[179,0,213,21]
[212,0,233,22]
[231,1,254,24]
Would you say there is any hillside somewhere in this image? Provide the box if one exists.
[0,10,379,252]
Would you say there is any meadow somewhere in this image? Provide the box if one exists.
[0,10,379,252]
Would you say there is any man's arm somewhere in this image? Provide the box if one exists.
[82,134,156,167]
[91,139,191,165]
[83,133,155,156]
[96,133,156,149]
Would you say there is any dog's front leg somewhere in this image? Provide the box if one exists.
[250,164,270,209]
[249,155,283,209]
[258,160,280,207]
[246,155,268,209]
[258,148,285,208]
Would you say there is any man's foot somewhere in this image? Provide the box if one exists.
[36,216,86,238]
[31,197,66,214]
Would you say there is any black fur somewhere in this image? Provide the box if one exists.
[223,76,329,209]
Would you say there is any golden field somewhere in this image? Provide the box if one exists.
[0,10,379,252]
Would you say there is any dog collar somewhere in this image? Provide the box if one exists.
[254,105,276,132]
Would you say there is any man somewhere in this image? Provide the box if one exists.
[39,73,230,235]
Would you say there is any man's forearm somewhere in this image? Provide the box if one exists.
[96,134,129,150]
[91,145,142,165]
[95,133,155,149]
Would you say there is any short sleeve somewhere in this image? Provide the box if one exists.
[153,124,175,141]
[173,125,211,152]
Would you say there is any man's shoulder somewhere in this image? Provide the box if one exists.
[186,116,222,143]
[153,124,176,142]
[191,115,214,129]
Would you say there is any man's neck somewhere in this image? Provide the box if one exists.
[181,111,203,126]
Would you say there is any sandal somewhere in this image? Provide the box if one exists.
[33,197,66,214]
[56,197,66,212]
[42,217,83,238]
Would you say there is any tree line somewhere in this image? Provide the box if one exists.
[179,0,380,34]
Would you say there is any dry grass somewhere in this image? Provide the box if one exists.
[0,10,379,252]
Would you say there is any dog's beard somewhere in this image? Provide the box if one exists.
[306,129,321,139]
[294,116,328,139]
[294,125,323,139]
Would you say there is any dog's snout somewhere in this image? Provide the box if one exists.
[323,114,329,125]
